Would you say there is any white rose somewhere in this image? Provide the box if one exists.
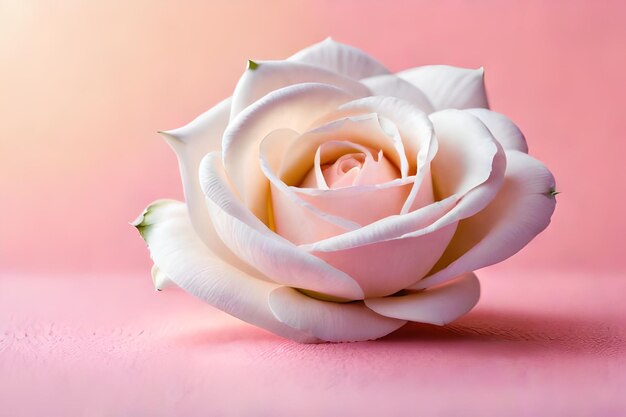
[133,39,556,343]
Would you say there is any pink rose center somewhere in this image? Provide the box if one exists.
[300,141,399,189]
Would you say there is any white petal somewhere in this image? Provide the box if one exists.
[132,199,320,343]
[397,65,488,111]
[157,105,261,278]
[429,109,504,202]
[288,37,389,80]
[293,179,414,237]
[150,264,174,291]
[158,98,231,247]
[412,151,556,290]
[361,74,435,113]
[201,152,365,301]
[222,83,358,223]
[295,196,457,299]
[269,287,406,342]
[365,272,480,325]
[379,109,507,242]
[465,108,529,153]
[231,60,371,118]
[299,192,458,253]
[309,221,457,298]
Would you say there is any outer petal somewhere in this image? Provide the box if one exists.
[201,152,365,301]
[309,222,457,298]
[158,100,262,277]
[132,199,320,343]
[465,108,529,153]
[397,65,488,111]
[288,37,389,80]
[150,264,174,291]
[429,109,503,203]
[230,60,371,118]
[222,83,358,223]
[413,151,556,290]
[269,287,406,342]
[365,272,480,325]
[361,74,435,113]
[158,98,230,247]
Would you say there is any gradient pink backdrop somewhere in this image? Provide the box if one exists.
[2,1,625,416]
[2,0,625,274]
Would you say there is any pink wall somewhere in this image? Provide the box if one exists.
[2,0,624,274]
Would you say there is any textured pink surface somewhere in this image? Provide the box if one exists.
[2,268,625,416]
[2,1,625,416]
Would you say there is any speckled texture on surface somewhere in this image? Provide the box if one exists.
[2,267,624,417]
[3,1,626,415]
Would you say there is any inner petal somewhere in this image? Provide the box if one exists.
[300,140,400,190]
[325,153,364,188]
[310,97,438,215]
[259,115,422,245]
[279,114,410,187]
[337,154,364,174]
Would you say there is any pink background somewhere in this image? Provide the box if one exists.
[1,1,625,416]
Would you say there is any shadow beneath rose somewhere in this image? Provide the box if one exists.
[174,307,623,358]
[379,308,623,356]
[174,323,286,345]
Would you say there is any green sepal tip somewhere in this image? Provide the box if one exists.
[548,187,561,197]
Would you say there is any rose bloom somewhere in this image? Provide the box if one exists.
[133,39,556,343]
